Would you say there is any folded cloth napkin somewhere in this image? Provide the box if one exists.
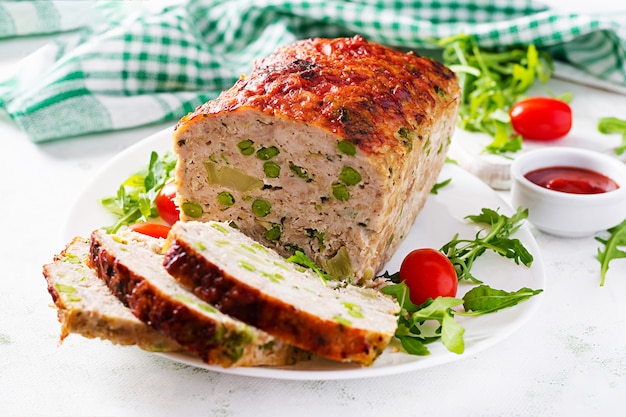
[1,0,625,143]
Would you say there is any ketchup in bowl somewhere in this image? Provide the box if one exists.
[511,147,626,237]
[524,166,619,194]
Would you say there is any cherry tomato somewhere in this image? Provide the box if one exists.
[127,222,171,239]
[509,97,572,141]
[399,248,458,306]
[155,182,180,225]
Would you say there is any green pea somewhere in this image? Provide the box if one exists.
[54,283,77,294]
[256,146,280,160]
[237,139,255,156]
[261,271,284,283]
[217,191,235,206]
[181,201,203,218]
[342,301,364,318]
[238,243,256,253]
[339,166,361,186]
[332,183,350,201]
[264,223,282,241]
[210,223,230,234]
[252,199,271,217]
[251,242,269,253]
[62,253,81,264]
[423,137,431,156]
[263,161,281,178]
[238,260,256,272]
[333,315,352,326]
[337,140,356,156]
[65,294,82,302]
[197,303,218,314]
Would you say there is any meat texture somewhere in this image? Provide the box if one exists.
[42,237,181,352]
[163,221,400,366]
[173,35,461,284]
[88,230,304,367]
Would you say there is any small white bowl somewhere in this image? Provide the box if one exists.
[510,147,626,238]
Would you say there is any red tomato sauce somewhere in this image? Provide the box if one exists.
[525,166,619,194]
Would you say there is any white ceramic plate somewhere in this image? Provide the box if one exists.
[63,127,546,381]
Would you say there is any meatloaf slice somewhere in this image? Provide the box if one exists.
[88,229,303,367]
[42,236,181,352]
[162,220,401,366]
[172,35,460,285]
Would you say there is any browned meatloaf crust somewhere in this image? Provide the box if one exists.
[172,35,461,285]
[163,221,400,366]
[88,230,304,367]
[42,236,181,352]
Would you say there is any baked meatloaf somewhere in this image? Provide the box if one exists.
[42,236,181,352]
[88,229,303,367]
[172,35,461,284]
[163,220,401,366]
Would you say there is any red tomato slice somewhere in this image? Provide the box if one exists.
[156,182,180,225]
[510,97,572,141]
[127,222,171,239]
[399,248,458,306]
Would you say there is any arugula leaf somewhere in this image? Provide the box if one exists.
[377,270,401,284]
[380,281,417,314]
[438,34,554,154]
[412,296,464,322]
[460,285,543,315]
[101,151,176,233]
[382,283,465,355]
[430,178,452,195]
[595,219,626,286]
[440,207,533,283]
[441,313,465,354]
[380,206,541,357]
[397,335,431,356]
[598,117,626,155]
[382,281,542,356]
[285,250,332,285]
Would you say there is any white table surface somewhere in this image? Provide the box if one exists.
[2,6,626,416]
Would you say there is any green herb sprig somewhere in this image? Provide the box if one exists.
[430,178,452,195]
[595,219,626,286]
[381,282,542,356]
[598,116,626,155]
[440,207,533,283]
[438,34,553,154]
[101,151,176,233]
[460,285,543,315]
[381,206,540,356]
[382,282,465,355]
[285,250,332,285]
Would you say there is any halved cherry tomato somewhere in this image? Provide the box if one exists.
[155,182,180,225]
[509,97,572,141]
[127,222,171,239]
[399,248,458,306]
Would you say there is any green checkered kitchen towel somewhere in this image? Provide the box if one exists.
[1,0,625,143]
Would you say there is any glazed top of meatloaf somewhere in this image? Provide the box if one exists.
[175,35,459,156]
